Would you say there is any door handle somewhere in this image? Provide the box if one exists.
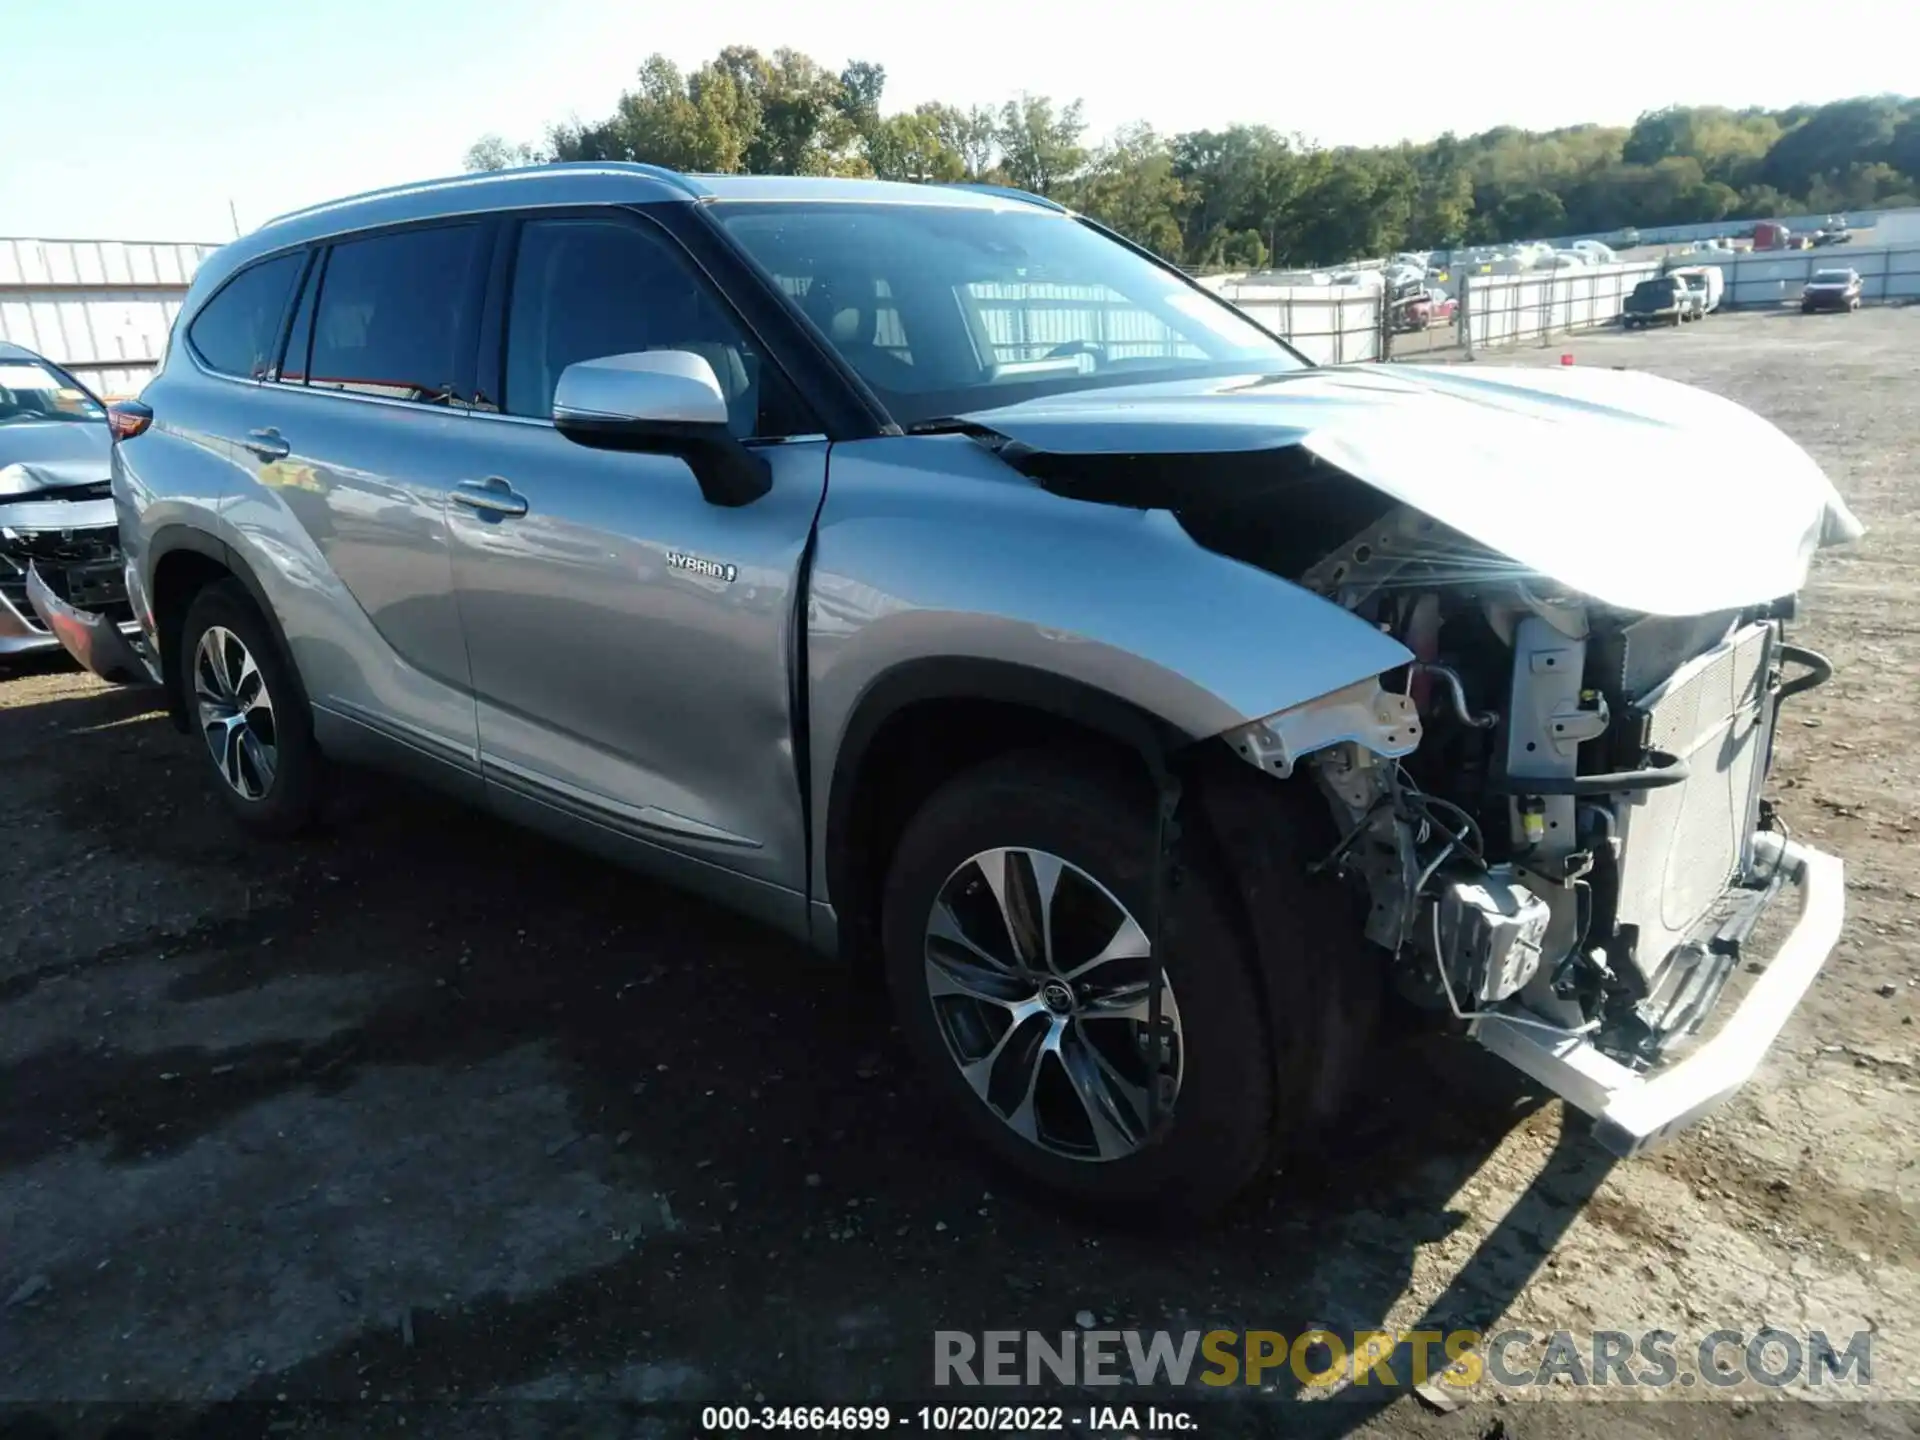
[451,477,529,518]
[242,427,290,461]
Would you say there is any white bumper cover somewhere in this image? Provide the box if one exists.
[1474,832,1844,1156]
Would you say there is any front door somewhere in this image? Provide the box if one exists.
[446,210,827,916]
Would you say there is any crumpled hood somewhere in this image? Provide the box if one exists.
[0,419,112,494]
[959,363,1863,616]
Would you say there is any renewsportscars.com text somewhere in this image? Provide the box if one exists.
[934,1327,1874,1391]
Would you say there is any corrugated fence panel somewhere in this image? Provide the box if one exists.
[1712,244,1920,307]
[1,238,211,396]
[1202,280,1381,364]
[1463,261,1661,349]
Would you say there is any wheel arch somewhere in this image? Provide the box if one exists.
[821,657,1194,970]
[148,527,306,731]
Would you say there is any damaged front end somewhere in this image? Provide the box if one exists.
[955,361,1859,1156]
[0,466,151,678]
[1219,501,1846,1155]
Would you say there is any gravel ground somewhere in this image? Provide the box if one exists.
[2,307,1916,1440]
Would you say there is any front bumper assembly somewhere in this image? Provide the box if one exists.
[1473,832,1844,1155]
[23,562,159,686]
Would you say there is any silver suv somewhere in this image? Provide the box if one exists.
[40,164,1858,1216]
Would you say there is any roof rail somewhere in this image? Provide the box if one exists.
[259,161,702,231]
[937,183,1069,213]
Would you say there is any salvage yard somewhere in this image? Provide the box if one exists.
[2,307,1917,1438]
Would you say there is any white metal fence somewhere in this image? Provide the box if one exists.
[1680,244,1920,308]
[1456,261,1662,352]
[0,237,216,397]
[1194,278,1382,363]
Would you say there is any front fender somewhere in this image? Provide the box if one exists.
[806,435,1413,895]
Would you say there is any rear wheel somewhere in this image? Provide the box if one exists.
[881,751,1273,1219]
[176,580,321,838]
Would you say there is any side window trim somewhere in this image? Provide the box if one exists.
[271,247,324,385]
[482,204,820,440]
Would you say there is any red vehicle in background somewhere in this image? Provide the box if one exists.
[1753,220,1792,251]
[1395,288,1459,332]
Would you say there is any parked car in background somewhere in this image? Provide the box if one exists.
[1622,275,1695,327]
[1669,265,1724,314]
[0,341,142,661]
[1802,268,1863,313]
[1393,288,1458,331]
[1609,226,1641,248]
[33,164,1861,1217]
[1811,220,1853,247]
[1673,269,1715,317]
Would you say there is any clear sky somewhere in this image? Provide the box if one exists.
[4,0,1910,242]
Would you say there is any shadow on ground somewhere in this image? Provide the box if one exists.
[1,673,1618,1435]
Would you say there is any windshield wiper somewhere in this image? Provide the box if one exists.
[903,416,998,437]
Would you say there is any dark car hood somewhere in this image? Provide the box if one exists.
[957,363,1862,617]
[0,419,112,493]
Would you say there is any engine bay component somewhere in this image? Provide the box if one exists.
[1433,864,1552,1006]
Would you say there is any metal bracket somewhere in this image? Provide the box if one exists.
[1226,678,1421,780]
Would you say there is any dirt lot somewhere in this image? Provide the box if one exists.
[3,307,1917,1440]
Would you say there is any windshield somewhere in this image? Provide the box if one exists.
[711,201,1305,425]
[1811,271,1852,285]
[1633,280,1677,299]
[0,357,105,425]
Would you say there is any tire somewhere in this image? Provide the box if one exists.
[881,750,1272,1220]
[176,579,321,838]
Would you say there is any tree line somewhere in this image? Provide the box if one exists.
[465,48,1920,269]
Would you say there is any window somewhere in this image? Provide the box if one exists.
[186,252,304,380]
[503,215,803,437]
[307,225,484,404]
[0,355,104,425]
[714,202,1303,426]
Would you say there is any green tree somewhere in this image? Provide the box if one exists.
[1489,187,1567,239]
[464,134,544,171]
[996,95,1086,196]
[1893,113,1920,185]
[480,64,1920,257]
[1072,124,1186,259]
[866,107,967,183]
[1760,96,1905,195]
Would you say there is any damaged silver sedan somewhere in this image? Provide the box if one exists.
[0,342,145,673]
[33,166,1858,1217]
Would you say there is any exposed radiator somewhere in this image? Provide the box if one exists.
[1611,621,1776,985]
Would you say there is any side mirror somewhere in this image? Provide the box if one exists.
[552,350,771,508]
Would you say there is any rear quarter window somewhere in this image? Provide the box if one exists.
[186,252,305,379]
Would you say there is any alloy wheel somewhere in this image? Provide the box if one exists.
[922,847,1182,1162]
[193,625,277,801]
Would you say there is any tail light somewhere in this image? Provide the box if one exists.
[107,400,152,442]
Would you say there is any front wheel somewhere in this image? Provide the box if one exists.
[176,580,321,838]
[880,751,1274,1218]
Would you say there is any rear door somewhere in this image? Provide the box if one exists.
[446,207,829,914]
[226,221,494,776]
